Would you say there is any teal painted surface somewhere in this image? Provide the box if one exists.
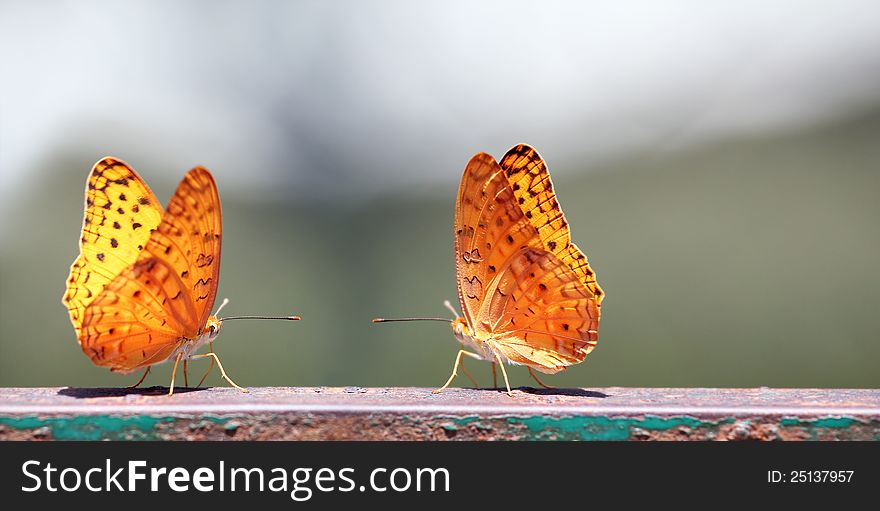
[505,415,733,440]
[779,416,866,440]
[2,413,877,440]
[0,415,173,440]
[438,414,734,440]
[780,417,855,428]
[0,414,246,440]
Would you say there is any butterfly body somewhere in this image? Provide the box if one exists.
[164,315,223,368]
[450,317,508,364]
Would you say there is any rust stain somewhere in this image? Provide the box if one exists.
[0,387,878,441]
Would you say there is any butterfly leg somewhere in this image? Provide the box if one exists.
[196,340,217,388]
[527,367,555,389]
[189,352,249,393]
[493,354,514,396]
[459,361,480,389]
[127,366,151,389]
[183,359,189,388]
[491,362,498,389]
[168,352,183,397]
[433,350,482,394]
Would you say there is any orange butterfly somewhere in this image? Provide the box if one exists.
[63,157,299,395]
[375,145,604,395]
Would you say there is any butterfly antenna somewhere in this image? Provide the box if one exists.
[215,298,301,322]
[372,317,452,323]
[374,300,461,324]
[214,298,230,316]
[443,300,461,319]
[222,315,301,321]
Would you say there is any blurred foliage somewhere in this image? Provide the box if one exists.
[1,111,879,389]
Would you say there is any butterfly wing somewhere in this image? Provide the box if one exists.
[499,144,604,304]
[137,166,223,331]
[454,152,543,327]
[63,157,164,343]
[479,247,599,373]
[72,166,223,373]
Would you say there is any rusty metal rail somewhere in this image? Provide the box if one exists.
[0,387,878,440]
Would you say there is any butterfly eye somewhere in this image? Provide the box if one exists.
[209,325,216,336]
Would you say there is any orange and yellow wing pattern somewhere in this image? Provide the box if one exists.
[454,145,602,373]
[134,167,223,334]
[63,158,163,342]
[480,247,599,373]
[63,159,223,373]
[454,152,543,327]
[499,144,604,304]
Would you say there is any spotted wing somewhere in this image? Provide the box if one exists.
[479,247,599,373]
[77,167,223,372]
[499,144,604,304]
[138,166,223,330]
[454,152,545,327]
[63,157,163,343]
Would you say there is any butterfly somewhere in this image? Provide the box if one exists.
[375,144,604,395]
[63,157,299,395]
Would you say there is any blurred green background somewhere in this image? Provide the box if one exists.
[1,1,879,389]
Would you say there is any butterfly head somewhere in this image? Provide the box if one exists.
[451,317,471,342]
[205,316,223,339]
